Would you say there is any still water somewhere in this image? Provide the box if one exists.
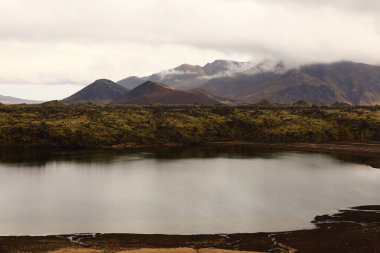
[0,146,379,235]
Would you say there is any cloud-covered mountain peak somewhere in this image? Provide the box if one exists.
[202,59,287,78]
[117,59,287,90]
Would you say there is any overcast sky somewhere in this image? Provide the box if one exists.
[1,0,380,100]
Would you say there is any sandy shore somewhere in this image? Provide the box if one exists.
[1,206,379,253]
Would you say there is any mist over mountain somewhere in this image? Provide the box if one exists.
[0,95,42,104]
[62,79,129,104]
[117,59,286,90]
[200,61,380,105]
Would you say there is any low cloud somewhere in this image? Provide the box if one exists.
[0,0,379,99]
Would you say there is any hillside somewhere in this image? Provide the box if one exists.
[200,61,380,105]
[112,81,226,105]
[63,79,129,104]
[0,95,42,104]
[302,61,380,105]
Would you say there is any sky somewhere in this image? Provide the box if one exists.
[1,0,380,100]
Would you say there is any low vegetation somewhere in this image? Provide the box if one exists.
[0,102,380,148]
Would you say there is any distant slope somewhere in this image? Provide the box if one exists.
[112,81,227,105]
[200,61,380,105]
[301,61,380,105]
[0,95,42,104]
[201,71,341,104]
[117,60,284,90]
[63,79,129,104]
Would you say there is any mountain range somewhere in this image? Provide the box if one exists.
[63,79,230,105]
[62,60,380,105]
[201,61,380,105]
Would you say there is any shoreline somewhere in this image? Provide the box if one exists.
[208,142,380,168]
[0,206,379,253]
[2,141,380,168]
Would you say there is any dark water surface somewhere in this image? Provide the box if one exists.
[0,146,379,235]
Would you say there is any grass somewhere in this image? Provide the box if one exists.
[0,103,379,148]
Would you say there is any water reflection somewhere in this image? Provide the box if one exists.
[0,146,379,235]
[0,145,370,167]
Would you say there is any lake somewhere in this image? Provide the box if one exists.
[0,146,379,235]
